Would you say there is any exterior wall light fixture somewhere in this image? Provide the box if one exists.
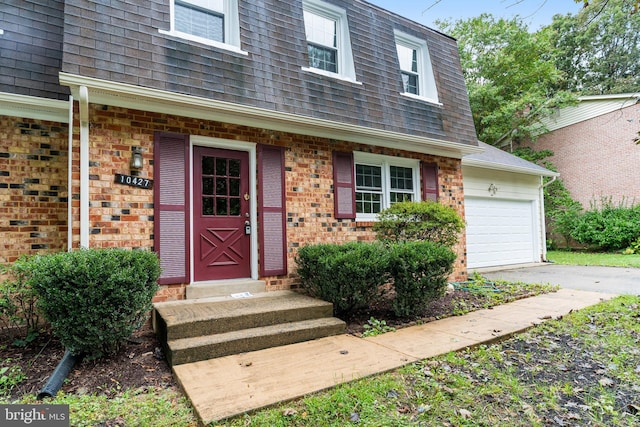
[130,148,143,170]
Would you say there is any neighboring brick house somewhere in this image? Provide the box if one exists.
[1,0,482,301]
[528,93,640,209]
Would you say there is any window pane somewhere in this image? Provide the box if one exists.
[229,178,240,197]
[202,177,214,195]
[216,178,227,195]
[307,44,338,73]
[401,72,419,95]
[229,198,241,216]
[390,192,413,204]
[356,164,382,190]
[396,44,417,72]
[304,11,337,47]
[202,197,214,215]
[175,2,224,42]
[228,159,240,177]
[390,166,413,191]
[216,197,228,215]
[215,158,227,176]
[356,192,381,214]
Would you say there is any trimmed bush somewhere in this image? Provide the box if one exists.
[26,248,160,360]
[387,241,456,317]
[373,201,464,247]
[295,242,389,316]
[0,258,43,345]
[570,200,640,251]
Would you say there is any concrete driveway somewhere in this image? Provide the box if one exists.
[479,263,640,295]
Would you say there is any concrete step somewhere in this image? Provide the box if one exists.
[154,291,335,342]
[186,279,266,299]
[167,317,346,365]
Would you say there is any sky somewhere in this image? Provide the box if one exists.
[368,0,583,30]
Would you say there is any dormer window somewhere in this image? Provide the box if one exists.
[302,0,358,83]
[161,0,245,54]
[394,30,439,104]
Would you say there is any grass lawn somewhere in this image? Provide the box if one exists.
[4,295,639,426]
[547,250,640,268]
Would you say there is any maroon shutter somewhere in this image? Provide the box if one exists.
[258,145,287,276]
[333,151,356,219]
[154,132,190,284]
[422,162,439,202]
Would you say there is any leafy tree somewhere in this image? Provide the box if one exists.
[552,0,640,94]
[437,15,575,147]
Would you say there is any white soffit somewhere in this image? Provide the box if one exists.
[0,92,69,123]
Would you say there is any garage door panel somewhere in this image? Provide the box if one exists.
[466,197,536,268]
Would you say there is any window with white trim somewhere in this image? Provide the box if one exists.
[161,0,244,54]
[302,0,357,82]
[394,30,439,103]
[354,153,420,220]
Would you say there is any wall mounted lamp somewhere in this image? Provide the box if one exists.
[130,148,143,170]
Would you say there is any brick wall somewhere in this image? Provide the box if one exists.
[5,104,466,300]
[531,104,640,208]
[0,115,68,267]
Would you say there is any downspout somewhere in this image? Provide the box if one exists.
[78,86,90,248]
[67,96,73,251]
[539,175,558,262]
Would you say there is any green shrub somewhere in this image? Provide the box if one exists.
[373,201,464,247]
[387,241,456,317]
[0,258,43,345]
[26,248,160,360]
[296,242,389,316]
[570,200,640,251]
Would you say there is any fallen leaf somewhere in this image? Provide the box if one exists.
[459,408,472,418]
[627,404,640,415]
[282,408,297,416]
[349,412,360,422]
[598,377,614,387]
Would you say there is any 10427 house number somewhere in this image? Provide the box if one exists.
[114,173,153,189]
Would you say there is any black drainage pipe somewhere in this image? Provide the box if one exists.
[37,350,80,400]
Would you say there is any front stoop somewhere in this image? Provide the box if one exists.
[152,290,346,366]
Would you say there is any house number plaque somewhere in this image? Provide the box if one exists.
[114,173,153,189]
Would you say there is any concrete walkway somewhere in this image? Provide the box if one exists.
[172,288,615,424]
[480,264,640,295]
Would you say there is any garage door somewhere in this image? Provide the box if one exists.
[465,197,537,269]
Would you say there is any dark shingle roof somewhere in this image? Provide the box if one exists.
[463,142,558,176]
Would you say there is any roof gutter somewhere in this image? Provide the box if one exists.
[59,72,483,159]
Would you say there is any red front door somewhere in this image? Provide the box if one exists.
[193,146,251,281]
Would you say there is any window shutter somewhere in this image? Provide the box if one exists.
[154,132,190,285]
[333,151,356,219]
[422,162,439,202]
[258,145,287,276]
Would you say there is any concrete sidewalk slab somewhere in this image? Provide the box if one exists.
[173,289,617,424]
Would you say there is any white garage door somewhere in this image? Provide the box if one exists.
[466,197,537,269]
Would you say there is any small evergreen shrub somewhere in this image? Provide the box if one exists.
[26,248,160,360]
[387,241,456,317]
[296,242,389,316]
[0,258,43,345]
[570,199,640,251]
[373,201,464,247]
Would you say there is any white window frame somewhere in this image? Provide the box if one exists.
[159,0,247,55]
[302,0,359,84]
[354,152,420,221]
[394,30,440,105]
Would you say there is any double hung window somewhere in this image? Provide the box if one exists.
[394,30,439,104]
[302,0,357,82]
[354,153,420,220]
[162,0,244,54]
